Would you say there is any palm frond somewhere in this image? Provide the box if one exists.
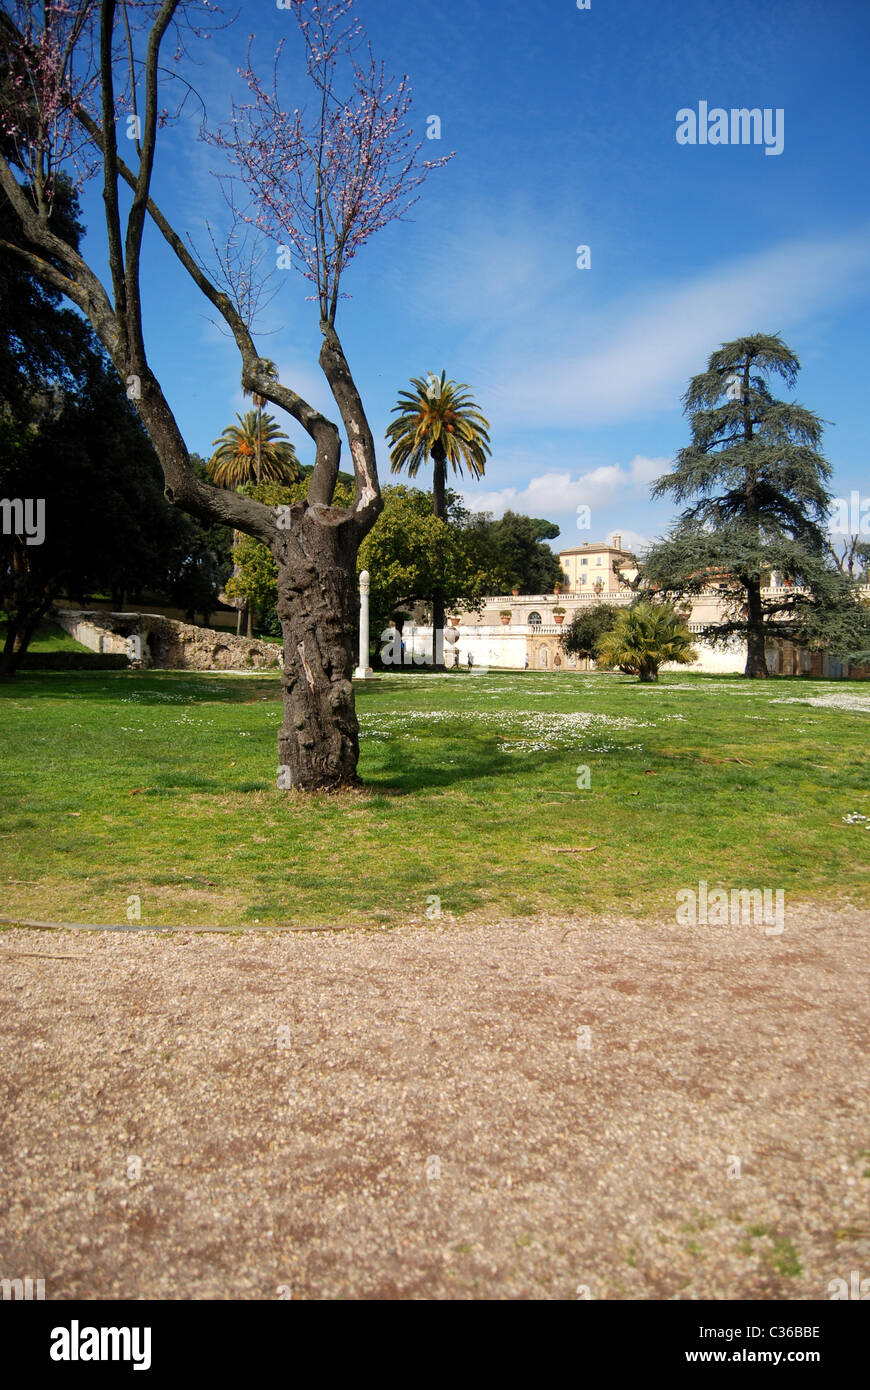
[207,410,300,489]
[386,371,492,484]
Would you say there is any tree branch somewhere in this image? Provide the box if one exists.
[318,319,381,529]
[99,0,128,330]
[123,0,179,356]
[0,151,121,355]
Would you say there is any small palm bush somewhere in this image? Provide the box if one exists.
[594,602,698,683]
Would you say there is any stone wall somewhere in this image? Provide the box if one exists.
[52,609,282,672]
[62,597,239,630]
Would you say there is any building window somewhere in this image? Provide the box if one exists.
[528,611,542,627]
[581,557,588,566]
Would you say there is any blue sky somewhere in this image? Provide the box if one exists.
[77,0,870,556]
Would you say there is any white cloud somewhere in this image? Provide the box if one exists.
[479,228,870,428]
[607,528,652,555]
[461,455,670,518]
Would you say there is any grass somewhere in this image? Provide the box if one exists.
[736,1225,804,1277]
[765,1236,803,1279]
[0,619,92,653]
[0,667,867,929]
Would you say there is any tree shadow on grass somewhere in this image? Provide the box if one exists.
[0,670,282,706]
[360,735,547,795]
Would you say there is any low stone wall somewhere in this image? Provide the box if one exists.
[63,597,239,630]
[52,609,282,672]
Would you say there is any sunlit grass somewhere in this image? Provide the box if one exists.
[0,619,91,653]
[0,667,867,928]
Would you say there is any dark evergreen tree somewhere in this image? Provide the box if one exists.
[1,165,233,663]
[0,174,92,428]
[642,334,869,676]
[168,455,234,624]
[561,604,621,660]
[475,511,563,595]
[0,350,194,674]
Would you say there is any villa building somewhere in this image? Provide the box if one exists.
[557,536,633,595]
[399,533,869,678]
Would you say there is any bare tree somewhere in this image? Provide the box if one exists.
[827,533,870,583]
[0,0,449,788]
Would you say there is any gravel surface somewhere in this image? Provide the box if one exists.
[1,904,868,1300]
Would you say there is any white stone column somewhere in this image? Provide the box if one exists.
[354,569,373,679]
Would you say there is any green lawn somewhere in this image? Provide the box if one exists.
[0,668,867,928]
[0,619,92,653]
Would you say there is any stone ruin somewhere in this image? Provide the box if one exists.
[52,609,282,672]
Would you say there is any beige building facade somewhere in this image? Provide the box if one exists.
[557,536,633,596]
[428,534,870,677]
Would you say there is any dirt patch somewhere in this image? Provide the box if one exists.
[0,903,867,1300]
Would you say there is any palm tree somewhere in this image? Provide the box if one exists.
[594,602,698,683]
[208,410,300,635]
[243,358,279,484]
[386,371,491,663]
[207,410,300,489]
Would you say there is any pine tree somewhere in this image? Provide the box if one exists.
[643,334,868,676]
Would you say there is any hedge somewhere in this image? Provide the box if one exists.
[17,652,130,671]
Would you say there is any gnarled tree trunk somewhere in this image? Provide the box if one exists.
[274,510,361,790]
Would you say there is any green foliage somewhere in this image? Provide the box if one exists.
[259,605,283,639]
[594,602,698,682]
[470,510,563,594]
[0,346,209,672]
[169,454,234,621]
[386,370,493,663]
[562,604,621,658]
[0,177,232,666]
[357,485,505,637]
[226,533,279,620]
[0,172,92,441]
[643,334,869,669]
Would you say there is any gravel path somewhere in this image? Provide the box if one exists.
[1,904,868,1300]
